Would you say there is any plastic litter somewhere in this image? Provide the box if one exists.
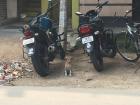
[0,60,33,86]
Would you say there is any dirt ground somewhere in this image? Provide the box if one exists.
[1,30,140,89]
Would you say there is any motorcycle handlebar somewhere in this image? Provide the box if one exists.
[97,1,109,9]
[29,3,58,26]
[44,3,58,16]
[124,8,135,17]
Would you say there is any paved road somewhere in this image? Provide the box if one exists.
[0,23,23,38]
[0,86,140,105]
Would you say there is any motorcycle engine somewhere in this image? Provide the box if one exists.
[48,44,56,53]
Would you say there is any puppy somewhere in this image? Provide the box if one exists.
[64,56,72,76]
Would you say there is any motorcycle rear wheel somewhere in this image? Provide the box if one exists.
[90,43,103,72]
[31,43,49,77]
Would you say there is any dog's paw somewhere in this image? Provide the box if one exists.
[69,70,72,76]
[64,70,68,76]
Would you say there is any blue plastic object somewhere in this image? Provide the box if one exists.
[39,16,52,30]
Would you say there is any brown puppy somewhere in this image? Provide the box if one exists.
[64,56,72,76]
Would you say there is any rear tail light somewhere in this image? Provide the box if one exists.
[24,30,32,37]
[79,24,93,35]
[23,24,32,37]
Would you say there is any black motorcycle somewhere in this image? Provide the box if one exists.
[75,0,116,71]
[21,4,65,76]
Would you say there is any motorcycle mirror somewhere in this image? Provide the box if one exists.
[75,12,83,16]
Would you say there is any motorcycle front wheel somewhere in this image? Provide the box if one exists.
[31,43,49,77]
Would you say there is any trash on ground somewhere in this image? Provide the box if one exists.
[0,60,33,86]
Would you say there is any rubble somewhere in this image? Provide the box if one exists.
[0,60,34,86]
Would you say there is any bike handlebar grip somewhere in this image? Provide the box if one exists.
[124,8,135,17]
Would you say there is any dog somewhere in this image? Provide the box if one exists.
[64,56,72,76]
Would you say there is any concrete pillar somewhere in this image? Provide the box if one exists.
[59,0,67,50]
[41,0,48,13]
[72,0,79,29]
[7,0,17,18]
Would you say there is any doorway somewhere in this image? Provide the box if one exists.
[0,0,7,20]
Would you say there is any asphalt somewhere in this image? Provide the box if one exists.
[0,86,140,105]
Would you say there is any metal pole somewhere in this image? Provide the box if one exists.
[59,0,67,51]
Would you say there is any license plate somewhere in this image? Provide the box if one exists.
[23,38,35,46]
[82,36,94,44]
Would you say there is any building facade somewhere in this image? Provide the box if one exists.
[0,0,140,29]
[72,0,140,29]
[0,0,48,21]
[0,0,60,24]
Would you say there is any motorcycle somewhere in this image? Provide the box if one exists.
[21,4,65,76]
[75,0,116,72]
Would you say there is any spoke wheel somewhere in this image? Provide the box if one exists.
[116,32,139,62]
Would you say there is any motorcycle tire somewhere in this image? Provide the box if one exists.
[90,44,103,72]
[31,43,49,77]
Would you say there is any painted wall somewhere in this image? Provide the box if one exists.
[41,0,48,13]
[7,0,17,18]
[72,0,79,29]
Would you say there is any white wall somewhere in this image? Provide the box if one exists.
[7,0,17,18]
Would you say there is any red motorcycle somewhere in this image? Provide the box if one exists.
[76,1,116,71]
